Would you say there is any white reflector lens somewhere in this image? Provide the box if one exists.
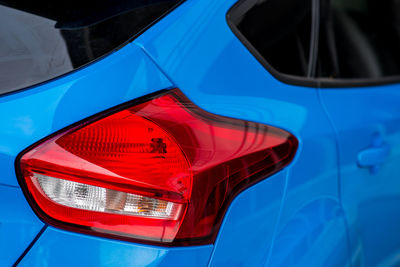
[33,173,181,219]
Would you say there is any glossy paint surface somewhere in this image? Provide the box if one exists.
[0,44,171,187]
[4,0,395,266]
[134,0,350,266]
[320,86,400,266]
[0,42,189,265]
[0,185,43,266]
[19,227,213,267]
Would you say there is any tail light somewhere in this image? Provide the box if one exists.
[17,89,297,245]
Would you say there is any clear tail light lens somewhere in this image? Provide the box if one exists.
[18,89,298,245]
[33,173,182,219]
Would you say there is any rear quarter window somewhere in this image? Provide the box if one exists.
[227,0,313,80]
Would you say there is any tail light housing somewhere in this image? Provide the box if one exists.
[17,89,297,246]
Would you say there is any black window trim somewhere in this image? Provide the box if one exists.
[0,0,185,98]
[226,0,400,88]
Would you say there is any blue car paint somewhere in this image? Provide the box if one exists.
[134,0,350,266]
[1,0,397,266]
[320,86,400,266]
[7,0,349,265]
[19,227,213,267]
[0,42,204,265]
[0,44,171,188]
[0,185,43,266]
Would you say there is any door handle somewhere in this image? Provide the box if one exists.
[357,134,390,173]
[358,144,390,167]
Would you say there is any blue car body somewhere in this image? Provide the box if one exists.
[0,0,399,266]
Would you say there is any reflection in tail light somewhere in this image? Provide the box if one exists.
[18,89,298,245]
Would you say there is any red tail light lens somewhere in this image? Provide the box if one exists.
[18,89,297,245]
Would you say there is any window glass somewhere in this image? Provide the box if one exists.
[229,0,313,77]
[317,0,400,79]
[0,1,180,95]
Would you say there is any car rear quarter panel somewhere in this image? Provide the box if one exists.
[133,0,351,266]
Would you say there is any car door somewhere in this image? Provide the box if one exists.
[317,0,400,265]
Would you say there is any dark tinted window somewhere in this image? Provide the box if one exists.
[317,0,400,80]
[228,0,312,77]
[0,0,180,95]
